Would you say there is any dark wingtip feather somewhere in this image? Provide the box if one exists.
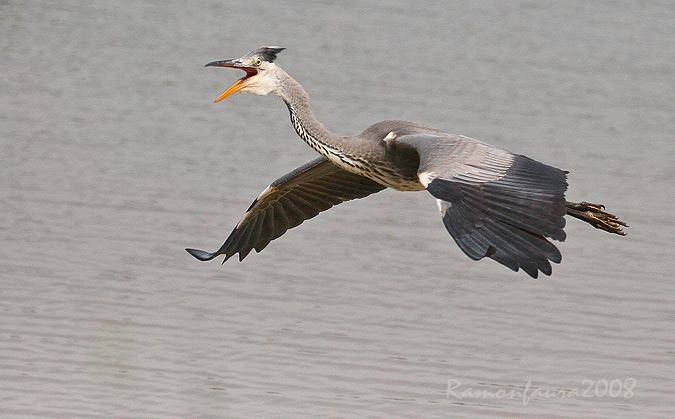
[185,248,218,261]
[431,154,567,278]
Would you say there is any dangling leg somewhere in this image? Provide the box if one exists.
[565,201,628,235]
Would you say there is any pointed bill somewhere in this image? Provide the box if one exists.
[205,59,257,103]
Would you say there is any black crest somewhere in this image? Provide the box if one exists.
[247,46,285,63]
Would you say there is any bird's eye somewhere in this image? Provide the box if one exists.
[254,58,262,66]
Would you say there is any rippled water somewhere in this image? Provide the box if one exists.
[1,1,674,417]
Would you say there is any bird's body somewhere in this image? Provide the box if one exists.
[275,62,426,191]
[187,46,626,278]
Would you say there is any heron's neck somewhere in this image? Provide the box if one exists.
[273,68,416,190]
[276,71,349,162]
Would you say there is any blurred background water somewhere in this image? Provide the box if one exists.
[1,1,673,417]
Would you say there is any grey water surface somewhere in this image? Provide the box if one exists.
[1,1,674,418]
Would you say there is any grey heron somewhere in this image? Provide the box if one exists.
[186,46,627,278]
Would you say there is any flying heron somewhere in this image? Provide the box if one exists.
[186,46,627,278]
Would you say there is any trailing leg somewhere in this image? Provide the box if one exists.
[565,201,627,235]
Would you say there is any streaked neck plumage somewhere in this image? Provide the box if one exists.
[269,64,422,191]
[271,65,349,164]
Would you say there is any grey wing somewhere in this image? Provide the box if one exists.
[186,156,387,262]
[396,133,568,278]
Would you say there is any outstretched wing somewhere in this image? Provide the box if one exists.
[396,133,568,278]
[186,156,387,262]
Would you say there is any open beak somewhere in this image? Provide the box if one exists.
[205,59,258,103]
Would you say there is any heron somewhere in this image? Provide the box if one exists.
[186,46,627,278]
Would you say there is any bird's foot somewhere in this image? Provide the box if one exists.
[566,201,628,235]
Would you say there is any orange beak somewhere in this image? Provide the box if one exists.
[213,78,246,103]
[205,59,258,103]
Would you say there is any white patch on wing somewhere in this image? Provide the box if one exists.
[383,131,397,143]
[436,199,451,216]
[256,184,275,201]
[419,171,437,187]
[236,184,277,228]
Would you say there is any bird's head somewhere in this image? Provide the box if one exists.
[206,46,285,102]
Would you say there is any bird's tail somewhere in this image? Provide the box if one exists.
[565,201,627,235]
